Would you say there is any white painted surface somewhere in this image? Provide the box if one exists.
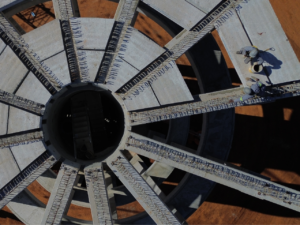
[16,72,51,105]
[8,106,40,134]
[23,19,64,61]
[11,141,46,170]
[0,40,6,54]
[72,18,115,50]
[238,0,300,84]
[142,0,205,30]
[79,50,104,82]
[42,51,71,86]
[0,104,8,135]
[186,0,221,13]
[0,47,28,93]
[0,148,20,189]
[217,11,269,85]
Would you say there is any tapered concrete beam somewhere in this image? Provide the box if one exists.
[107,152,181,225]
[127,132,300,212]
[42,160,80,225]
[0,152,57,209]
[0,89,45,115]
[84,163,113,225]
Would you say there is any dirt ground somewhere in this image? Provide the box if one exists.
[1,0,300,224]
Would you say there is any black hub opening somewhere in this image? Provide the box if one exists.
[43,84,125,164]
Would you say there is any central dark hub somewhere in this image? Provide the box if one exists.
[42,84,125,164]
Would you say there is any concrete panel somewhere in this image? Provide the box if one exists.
[0,148,20,189]
[78,50,104,82]
[0,47,28,93]
[0,40,6,54]
[11,141,46,170]
[23,19,64,61]
[42,51,71,85]
[0,104,8,135]
[186,0,221,13]
[16,72,51,105]
[217,11,269,85]
[71,18,115,50]
[8,106,40,134]
[0,0,22,10]
[151,61,193,105]
[237,0,300,84]
[142,0,205,30]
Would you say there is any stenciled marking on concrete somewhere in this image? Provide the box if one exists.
[0,152,57,209]
[0,89,44,115]
[85,164,113,225]
[116,0,243,98]
[0,129,43,149]
[108,153,181,225]
[95,0,139,84]
[129,82,300,125]
[0,14,62,95]
[127,133,300,212]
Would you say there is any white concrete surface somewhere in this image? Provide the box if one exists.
[0,148,20,189]
[23,19,64,61]
[237,0,300,84]
[217,11,270,85]
[42,51,71,85]
[8,106,40,134]
[0,0,22,10]
[0,40,6,54]
[71,18,115,50]
[78,50,104,82]
[16,72,51,105]
[186,0,221,13]
[11,141,46,170]
[0,104,8,135]
[0,47,28,93]
[142,0,205,30]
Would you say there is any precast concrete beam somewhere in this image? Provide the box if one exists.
[84,163,113,225]
[126,132,300,213]
[107,152,182,225]
[42,160,80,225]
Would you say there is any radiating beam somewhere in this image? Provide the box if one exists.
[0,129,43,149]
[42,160,80,225]
[116,0,242,98]
[0,89,44,115]
[126,132,300,212]
[54,0,89,82]
[0,13,62,95]
[107,152,181,225]
[95,0,140,83]
[129,83,300,125]
[0,151,57,209]
[84,163,113,225]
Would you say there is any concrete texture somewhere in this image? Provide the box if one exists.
[0,148,20,189]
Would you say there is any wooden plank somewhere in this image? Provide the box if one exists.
[0,148,20,189]
[0,89,45,115]
[84,163,113,225]
[142,0,206,29]
[0,151,57,209]
[237,0,300,84]
[0,129,43,149]
[107,152,181,225]
[0,47,28,93]
[127,132,300,213]
[42,160,80,225]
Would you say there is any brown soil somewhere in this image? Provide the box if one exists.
[1,0,300,224]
